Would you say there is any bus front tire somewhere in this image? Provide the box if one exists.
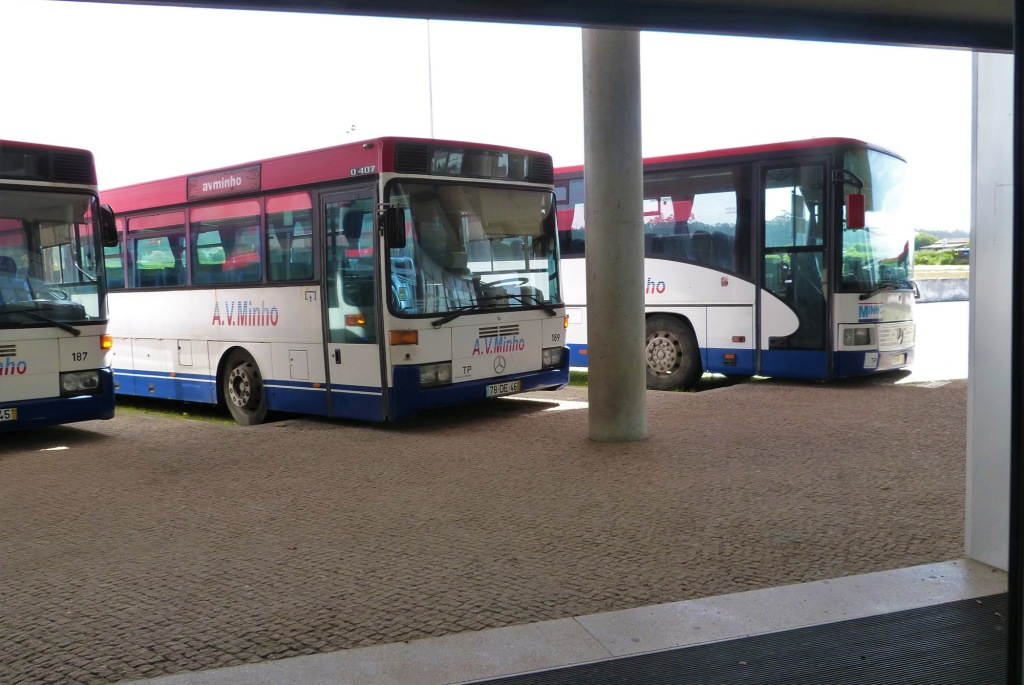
[645,316,701,391]
[222,350,268,426]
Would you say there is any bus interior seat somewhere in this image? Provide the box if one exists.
[0,255,31,303]
[711,231,734,270]
[691,230,712,265]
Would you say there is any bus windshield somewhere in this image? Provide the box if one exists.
[386,181,561,316]
[0,190,106,324]
[840,148,913,292]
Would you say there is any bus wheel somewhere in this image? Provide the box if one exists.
[645,316,701,391]
[222,350,268,426]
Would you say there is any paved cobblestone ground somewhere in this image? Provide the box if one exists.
[0,374,965,685]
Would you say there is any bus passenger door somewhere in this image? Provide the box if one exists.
[758,161,829,380]
[320,189,387,421]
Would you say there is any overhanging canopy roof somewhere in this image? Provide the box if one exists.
[60,0,1013,51]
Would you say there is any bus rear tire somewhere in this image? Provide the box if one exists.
[222,350,268,426]
[645,315,701,391]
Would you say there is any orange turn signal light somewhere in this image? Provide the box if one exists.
[100,334,113,350]
[563,315,569,329]
[389,330,419,346]
[345,314,367,326]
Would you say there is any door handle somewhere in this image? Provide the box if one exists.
[334,349,341,364]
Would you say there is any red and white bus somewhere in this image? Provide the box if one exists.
[0,140,118,430]
[554,137,916,390]
[102,137,569,424]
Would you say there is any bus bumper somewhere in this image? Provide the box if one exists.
[834,346,915,379]
[389,353,570,421]
[0,369,116,431]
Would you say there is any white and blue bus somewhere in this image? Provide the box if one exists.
[102,137,569,425]
[554,137,916,390]
[0,140,118,430]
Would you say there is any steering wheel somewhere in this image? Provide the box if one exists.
[480,277,528,289]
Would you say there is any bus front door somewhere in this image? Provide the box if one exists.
[758,161,829,380]
[320,189,387,421]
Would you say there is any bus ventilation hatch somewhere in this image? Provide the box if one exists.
[52,152,97,185]
[394,143,431,175]
[528,155,554,184]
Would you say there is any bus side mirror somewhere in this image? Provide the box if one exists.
[99,204,119,247]
[846,193,865,230]
[383,206,407,249]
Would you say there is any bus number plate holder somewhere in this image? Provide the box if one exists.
[0,408,18,421]
[486,380,522,398]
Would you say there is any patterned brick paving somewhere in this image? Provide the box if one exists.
[0,376,965,684]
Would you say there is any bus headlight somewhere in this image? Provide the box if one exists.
[420,362,453,388]
[60,370,101,395]
[542,346,564,370]
[843,327,872,347]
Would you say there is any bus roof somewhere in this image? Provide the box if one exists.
[102,136,552,214]
[553,137,904,175]
[0,139,97,186]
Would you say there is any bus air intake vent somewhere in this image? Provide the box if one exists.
[394,143,431,175]
[478,324,520,338]
[528,155,554,184]
[51,152,97,185]
[0,345,16,356]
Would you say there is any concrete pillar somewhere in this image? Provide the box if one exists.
[966,51,1013,570]
[581,29,647,442]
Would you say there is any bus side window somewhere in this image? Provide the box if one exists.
[190,200,262,285]
[266,193,313,282]
[104,219,125,289]
[127,212,185,288]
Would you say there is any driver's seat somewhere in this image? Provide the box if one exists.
[0,255,31,304]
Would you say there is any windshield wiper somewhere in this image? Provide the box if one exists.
[431,304,491,328]
[430,294,558,328]
[859,281,912,300]
[0,306,81,335]
[499,293,558,316]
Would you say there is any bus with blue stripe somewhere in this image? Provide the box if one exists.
[101,137,569,425]
[0,140,118,430]
[554,137,915,390]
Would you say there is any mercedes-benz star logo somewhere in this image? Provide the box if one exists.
[493,355,507,374]
[896,328,904,345]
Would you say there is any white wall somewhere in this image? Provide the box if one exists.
[966,51,1013,570]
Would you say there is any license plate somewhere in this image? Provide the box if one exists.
[486,380,522,398]
[0,407,17,422]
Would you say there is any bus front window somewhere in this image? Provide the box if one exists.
[0,190,106,323]
[386,182,561,317]
[840,149,913,292]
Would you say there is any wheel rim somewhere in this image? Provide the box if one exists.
[228,363,258,411]
[647,331,682,375]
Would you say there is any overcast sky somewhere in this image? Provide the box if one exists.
[4,0,974,232]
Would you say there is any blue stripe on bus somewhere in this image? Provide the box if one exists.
[388,351,570,420]
[1,369,116,431]
[114,367,385,420]
[704,348,756,376]
[758,350,829,380]
[568,343,588,367]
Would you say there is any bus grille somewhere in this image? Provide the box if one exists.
[528,155,554,184]
[52,152,97,185]
[877,324,916,349]
[394,143,431,174]
[478,324,520,339]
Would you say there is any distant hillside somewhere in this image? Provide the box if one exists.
[917,228,970,240]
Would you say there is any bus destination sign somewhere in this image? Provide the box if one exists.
[187,164,261,200]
